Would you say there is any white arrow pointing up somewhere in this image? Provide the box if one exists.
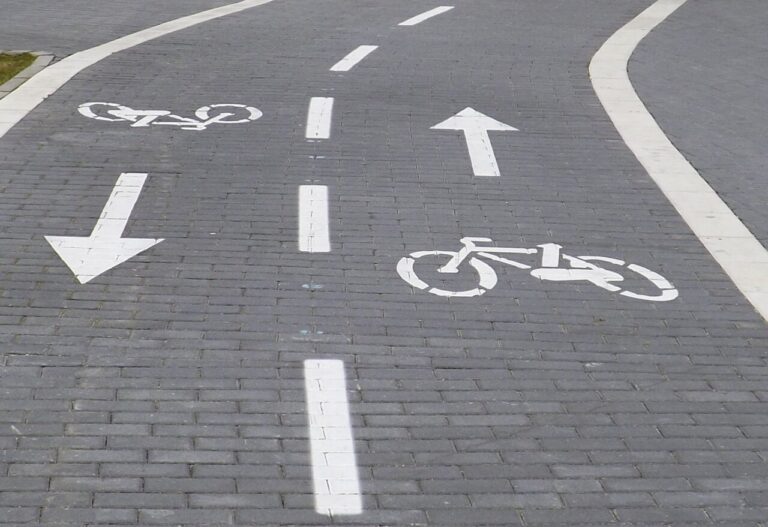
[432,107,517,177]
[45,172,163,284]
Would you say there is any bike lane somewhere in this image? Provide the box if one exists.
[0,0,767,526]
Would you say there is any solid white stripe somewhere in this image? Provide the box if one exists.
[306,97,334,139]
[330,45,378,72]
[299,186,330,253]
[92,173,148,239]
[591,0,768,321]
[0,0,277,140]
[398,6,454,26]
[304,360,362,516]
[463,129,500,177]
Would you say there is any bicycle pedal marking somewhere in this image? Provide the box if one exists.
[396,238,678,302]
[77,102,262,131]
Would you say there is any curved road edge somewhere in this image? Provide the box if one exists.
[590,0,768,321]
[0,0,276,140]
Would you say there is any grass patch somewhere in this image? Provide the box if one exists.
[0,52,36,86]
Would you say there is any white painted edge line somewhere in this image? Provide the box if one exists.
[398,5,454,26]
[0,0,276,139]
[330,45,378,72]
[304,359,362,516]
[299,185,331,253]
[306,97,334,140]
[591,0,768,322]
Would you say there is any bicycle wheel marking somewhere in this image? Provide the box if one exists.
[397,251,497,298]
[304,360,362,516]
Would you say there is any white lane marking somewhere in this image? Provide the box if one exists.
[306,97,335,140]
[45,173,164,284]
[591,0,768,321]
[396,237,677,301]
[398,5,454,26]
[0,0,276,140]
[431,107,517,177]
[304,359,362,516]
[299,185,330,253]
[330,45,378,72]
[77,102,262,131]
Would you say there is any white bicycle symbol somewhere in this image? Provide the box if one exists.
[397,237,678,301]
[78,102,262,131]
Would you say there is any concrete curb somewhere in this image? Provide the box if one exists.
[0,51,54,99]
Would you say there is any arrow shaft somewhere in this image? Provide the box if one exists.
[463,128,500,177]
[91,173,148,239]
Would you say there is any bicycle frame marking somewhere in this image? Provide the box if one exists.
[78,102,262,131]
[397,237,678,301]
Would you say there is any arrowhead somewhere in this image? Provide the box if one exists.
[432,107,518,132]
[45,236,164,284]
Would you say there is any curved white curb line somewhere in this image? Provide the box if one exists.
[0,0,276,139]
[590,0,768,322]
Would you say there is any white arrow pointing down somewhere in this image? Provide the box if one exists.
[432,107,517,177]
[45,172,163,284]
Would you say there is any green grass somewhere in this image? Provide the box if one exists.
[0,52,36,86]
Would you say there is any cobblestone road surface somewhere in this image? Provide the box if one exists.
[0,0,767,525]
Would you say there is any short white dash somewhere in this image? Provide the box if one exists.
[306,97,334,140]
[299,185,330,253]
[398,5,454,26]
[304,359,362,516]
[330,45,378,72]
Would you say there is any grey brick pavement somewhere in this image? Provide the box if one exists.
[0,0,233,57]
[0,0,766,525]
[632,0,768,249]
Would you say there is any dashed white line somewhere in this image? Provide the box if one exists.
[591,0,768,321]
[306,97,335,140]
[304,359,362,516]
[398,5,454,26]
[330,45,378,72]
[299,185,330,253]
[0,0,276,140]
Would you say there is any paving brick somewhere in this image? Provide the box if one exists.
[139,509,233,525]
[40,508,137,524]
[148,450,235,464]
[50,477,141,492]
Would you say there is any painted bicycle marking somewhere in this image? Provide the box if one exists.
[78,102,262,131]
[397,237,678,301]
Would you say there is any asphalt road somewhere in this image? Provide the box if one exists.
[0,1,767,525]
